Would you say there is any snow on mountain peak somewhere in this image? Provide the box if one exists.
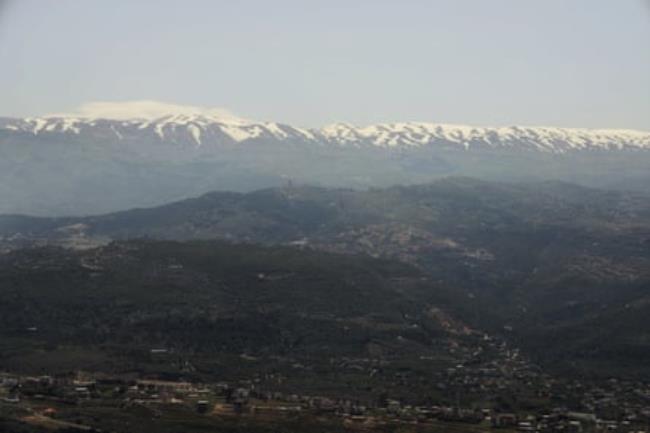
[2,102,649,152]
[316,122,650,152]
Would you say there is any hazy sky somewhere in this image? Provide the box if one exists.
[1,0,649,129]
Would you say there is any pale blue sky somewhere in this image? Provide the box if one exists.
[1,0,649,129]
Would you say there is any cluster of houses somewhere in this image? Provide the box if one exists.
[1,323,649,433]
[0,330,647,432]
[2,370,649,433]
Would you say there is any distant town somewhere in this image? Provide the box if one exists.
[3,344,649,433]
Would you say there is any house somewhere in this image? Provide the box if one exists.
[567,420,582,433]
[197,400,210,413]
[3,393,20,403]
[492,413,518,428]
[518,421,535,432]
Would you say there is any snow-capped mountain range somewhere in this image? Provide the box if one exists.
[1,102,649,216]
[2,113,649,153]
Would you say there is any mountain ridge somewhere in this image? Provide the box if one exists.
[2,114,649,153]
[3,110,650,216]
